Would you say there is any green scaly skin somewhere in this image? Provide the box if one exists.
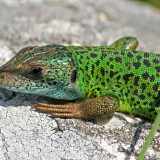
[0,37,159,120]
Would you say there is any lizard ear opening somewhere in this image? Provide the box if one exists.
[71,70,77,83]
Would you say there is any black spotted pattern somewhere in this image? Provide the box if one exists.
[69,45,160,120]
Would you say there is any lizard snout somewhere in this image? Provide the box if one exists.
[0,65,10,73]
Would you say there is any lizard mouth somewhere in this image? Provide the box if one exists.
[0,72,35,92]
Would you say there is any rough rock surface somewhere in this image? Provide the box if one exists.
[0,0,160,159]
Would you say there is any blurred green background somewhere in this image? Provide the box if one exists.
[136,0,160,8]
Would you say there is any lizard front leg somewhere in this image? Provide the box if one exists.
[31,96,120,120]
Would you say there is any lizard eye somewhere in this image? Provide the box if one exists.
[28,67,43,79]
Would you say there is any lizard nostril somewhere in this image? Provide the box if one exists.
[0,75,5,79]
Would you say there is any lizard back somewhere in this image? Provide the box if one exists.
[68,46,160,119]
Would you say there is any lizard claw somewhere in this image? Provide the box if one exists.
[30,104,37,111]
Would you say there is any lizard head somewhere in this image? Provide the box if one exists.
[0,45,83,100]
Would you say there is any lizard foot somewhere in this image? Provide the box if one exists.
[31,96,119,120]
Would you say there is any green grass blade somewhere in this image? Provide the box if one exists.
[137,111,160,160]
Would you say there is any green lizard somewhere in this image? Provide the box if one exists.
[1,37,160,159]
[0,37,159,120]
